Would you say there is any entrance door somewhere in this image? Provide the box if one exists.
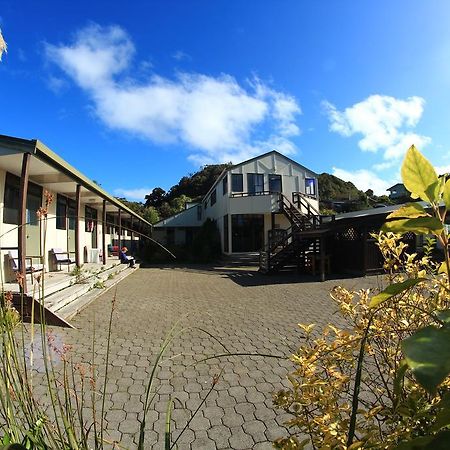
[231,214,264,252]
[25,183,42,256]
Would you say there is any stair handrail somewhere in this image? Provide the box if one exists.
[292,191,321,217]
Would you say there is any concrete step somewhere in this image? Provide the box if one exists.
[41,262,135,322]
[56,264,138,321]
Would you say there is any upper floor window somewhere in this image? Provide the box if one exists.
[247,173,264,194]
[222,176,228,195]
[197,205,202,221]
[305,178,316,196]
[211,189,217,206]
[269,174,282,193]
[231,174,243,192]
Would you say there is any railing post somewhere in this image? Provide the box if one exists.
[102,199,107,265]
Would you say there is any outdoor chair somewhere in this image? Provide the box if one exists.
[8,249,44,284]
[51,248,76,272]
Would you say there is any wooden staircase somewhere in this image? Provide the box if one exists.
[259,193,324,274]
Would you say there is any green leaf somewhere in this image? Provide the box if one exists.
[386,203,429,220]
[402,145,439,203]
[396,430,450,449]
[443,179,450,210]
[382,217,444,235]
[393,360,409,407]
[438,262,447,274]
[436,309,450,325]
[370,278,426,308]
[433,393,450,431]
[402,326,450,394]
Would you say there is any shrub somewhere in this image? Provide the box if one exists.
[274,146,450,449]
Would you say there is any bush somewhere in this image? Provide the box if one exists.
[274,146,450,449]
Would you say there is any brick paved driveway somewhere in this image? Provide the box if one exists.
[52,264,380,449]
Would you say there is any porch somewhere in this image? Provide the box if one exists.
[7,256,136,327]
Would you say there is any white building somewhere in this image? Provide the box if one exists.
[0,134,151,295]
[153,151,320,254]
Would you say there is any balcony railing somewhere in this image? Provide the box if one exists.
[230,190,278,198]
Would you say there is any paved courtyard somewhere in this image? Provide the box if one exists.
[48,264,380,449]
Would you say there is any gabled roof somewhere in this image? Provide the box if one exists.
[202,150,318,200]
[387,183,405,191]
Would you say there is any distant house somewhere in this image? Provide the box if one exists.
[153,150,319,253]
[387,183,409,200]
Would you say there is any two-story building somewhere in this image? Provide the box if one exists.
[153,151,319,254]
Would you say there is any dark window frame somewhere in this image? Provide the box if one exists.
[231,174,243,192]
[247,173,264,194]
[211,189,217,206]
[269,174,282,193]
[56,194,67,230]
[305,177,316,196]
[222,176,228,195]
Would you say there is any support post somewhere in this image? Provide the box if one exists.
[102,200,107,265]
[18,153,31,293]
[75,184,81,267]
[320,236,326,282]
[118,208,122,251]
[130,216,134,252]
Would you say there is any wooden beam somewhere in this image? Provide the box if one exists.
[75,184,81,267]
[18,153,31,293]
[102,199,107,265]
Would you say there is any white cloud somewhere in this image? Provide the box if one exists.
[114,187,152,201]
[323,95,431,162]
[436,165,450,175]
[332,167,393,196]
[172,50,191,61]
[45,24,302,164]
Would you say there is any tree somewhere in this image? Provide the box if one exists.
[142,206,160,224]
[144,187,166,208]
[170,195,192,214]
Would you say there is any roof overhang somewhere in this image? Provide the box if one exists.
[0,134,151,225]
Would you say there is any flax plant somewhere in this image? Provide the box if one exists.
[0,199,244,449]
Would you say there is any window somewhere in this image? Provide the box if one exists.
[56,195,67,229]
[197,205,202,221]
[305,178,316,196]
[223,215,229,252]
[222,176,228,195]
[3,172,20,224]
[204,200,207,210]
[231,174,243,192]
[106,213,115,234]
[3,173,43,225]
[26,182,42,226]
[211,189,216,206]
[247,173,264,194]
[85,206,97,232]
[269,174,282,193]
[67,200,76,230]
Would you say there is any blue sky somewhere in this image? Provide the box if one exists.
[1,1,450,199]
